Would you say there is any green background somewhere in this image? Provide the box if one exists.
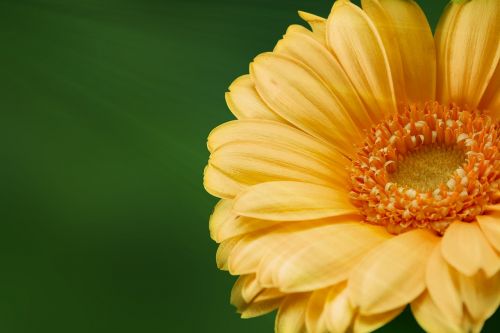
[0,0,498,332]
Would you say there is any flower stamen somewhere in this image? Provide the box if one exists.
[349,102,499,235]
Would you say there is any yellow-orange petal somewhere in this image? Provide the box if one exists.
[239,298,283,319]
[349,229,438,315]
[441,221,500,277]
[275,294,310,333]
[362,0,436,103]
[305,288,330,333]
[327,0,397,123]
[209,199,234,242]
[435,0,500,108]
[234,181,357,221]
[477,207,500,252]
[274,25,374,132]
[426,242,463,324]
[203,163,245,199]
[411,292,463,333]
[459,271,500,324]
[216,236,241,271]
[230,275,259,310]
[209,140,345,189]
[361,0,406,103]
[207,119,349,188]
[274,222,390,292]
[225,74,283,121]
[209,199,282,243]
[479,62,499,119]
[250,52,363,157]
[324,284,354,333]
[227,225,289,275]
[298,11,326,44]
[352,307,404,333]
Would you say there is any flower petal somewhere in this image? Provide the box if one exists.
[362,0,436,103]
[360,0,406,104]
[227,225,291,275]
[234,181,357,221]
[203,163,244,199]
[216,236,241,271]
[352,307,404,333]
[426,241,463,324]
[275,294,310,333]
[349,229,438,315]
[459,271,500,324]
[479,62,499,119]
[273,222,391,292]
[477,206,500,252]
[210,141,346,190]
[327,0,397,122]
[207,119,349,187]
[435,0,500,108]
[274,25,374,133]
[209,199,282,243]
[250,52,363,157]
[225,74,283,121]
[305,288,330,333]
[324,284,355,333]
[239,298,283,319]
[411,292,463,333]
[441,221,500,277]
[231,274,260,310]
[209,199,234,242]
[298,11,326,44]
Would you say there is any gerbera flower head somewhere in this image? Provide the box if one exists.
[204,0,500,332]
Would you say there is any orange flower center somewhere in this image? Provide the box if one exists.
[349,102,499,235]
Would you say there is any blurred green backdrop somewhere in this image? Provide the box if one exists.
[0,0,498,332]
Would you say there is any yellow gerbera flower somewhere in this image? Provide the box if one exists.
[204,0,500,332]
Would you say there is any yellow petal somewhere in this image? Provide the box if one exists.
[230,275,260,310]
[362,0,436,103]
[426,241,463,324]
[327,0,397,123]
[219,217,283,244]
[434,2,461,104]
[210,140,346,189]
[459,270,500,323]
[274,222,391,292]
[305,288,330,333]
[203,163,245,199]
[216,236,241,271]
[349,229,438,315]
[209,199,282,243]
[240,298,282,319]
[477,207,500,252]
[324,284,355,333]
[274,25,374,133]
[411,292,464,333]
[435,0,500,108]
[352,307,404,333]
[441,221,500,277]
[250,52,363,157]
[227,221,334,275]
[275,294,310,333]
[209,199,234,242]
[234,181,357,221]
[207,119,349,189]
[479,62,499,119]
[227,225,290,275]
[360,0,406,103]
[298,11,326,44]
[230,275,285,319]
[225,74,283,121]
